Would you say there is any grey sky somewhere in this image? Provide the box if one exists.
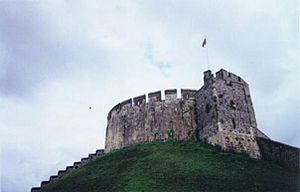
[0,1,299,191]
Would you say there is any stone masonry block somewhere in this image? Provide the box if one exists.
[148,91,161,102]
[133,95,146,106]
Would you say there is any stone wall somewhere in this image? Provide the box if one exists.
[31,149,104,192]
[195,69,267,158]
[105,89,197,152]
[105,69,271,158]
[257,138,300,169]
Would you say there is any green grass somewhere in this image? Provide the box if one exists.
[42,141,299,192]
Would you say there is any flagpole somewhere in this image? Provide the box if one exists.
[206,44,210,69]
[202,35,210,69]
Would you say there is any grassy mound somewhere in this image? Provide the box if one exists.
[42,141,299,192]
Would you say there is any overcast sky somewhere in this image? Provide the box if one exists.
[0,1,299,191]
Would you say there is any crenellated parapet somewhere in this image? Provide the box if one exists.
[204,69,247,86]
[148,91,162,102]
[164,89,177,101]
[105,69,269,157]
[31,149,104,192]
[216,69,245,83]
[105,89,198,152]
[41,181,49,188]
[65,165,75,174]
[107,89,196,121]
[181,89,197,100]
[49,175,58,183]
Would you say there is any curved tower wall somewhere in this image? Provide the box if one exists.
[105,89,197,152]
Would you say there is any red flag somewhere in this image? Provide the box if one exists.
[202,37,207,47]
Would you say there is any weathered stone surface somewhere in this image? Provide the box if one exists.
[148,91,161,102]
[96,149,104,155]
[65,166,75,173]
[41,181,49,187]
[57,170,66,178]
[257,137,300,168]
[73,162,81,169]
[81,157,89,165]
[195,69,263,158]
[105,69,275,158]
[105,89,197,152]
[49,175,59,184]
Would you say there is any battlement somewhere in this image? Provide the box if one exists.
[203,70,213,84]
[181,89,197,100]
[65,166,75,173]
[41,181,49,187]
[120,98,132,108]
[96,149,104,155]
[105,88,198,152]
[165,89,177,101]
[148,91,162,102]
[107,88,197,120]
[81,157,89,165]
[49,175,58,182]
[57,170,66,178]
[133,95,146,106]
[204,69,247,86]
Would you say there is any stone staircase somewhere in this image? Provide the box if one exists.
[31,149,104,192]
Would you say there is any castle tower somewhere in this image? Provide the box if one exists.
[104,68,269,157]
[195,69,267,158]
[105,89,197,152]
